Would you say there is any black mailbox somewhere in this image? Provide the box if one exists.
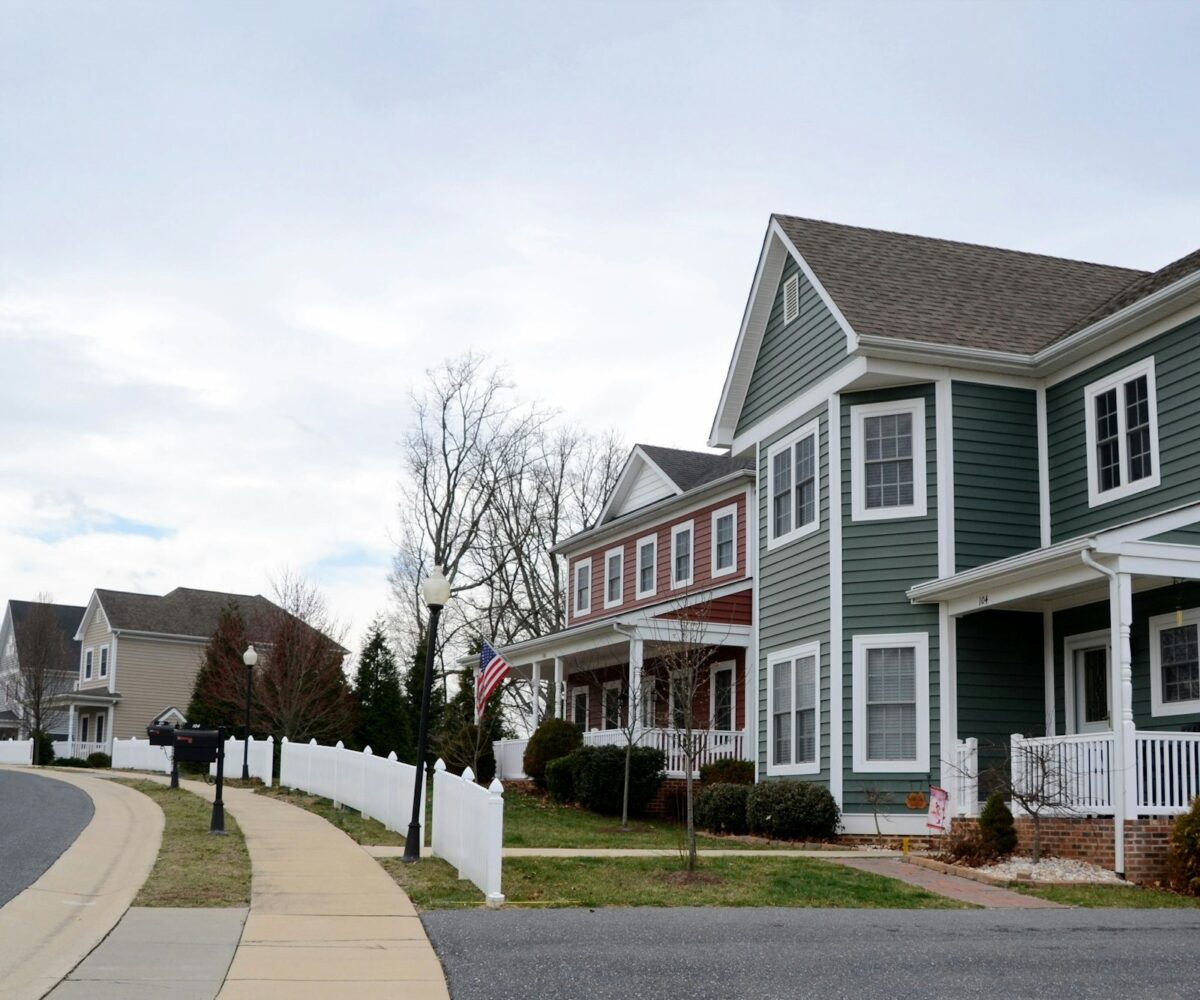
[172,727,221,764]
[147,724,176,747]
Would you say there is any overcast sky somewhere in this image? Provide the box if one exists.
[2,0,1197,651]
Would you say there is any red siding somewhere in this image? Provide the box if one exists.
[655,592,752,626]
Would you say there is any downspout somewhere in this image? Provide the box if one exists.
[1080,548,1126,879]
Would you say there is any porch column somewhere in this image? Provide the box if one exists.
[530,662,541,733]
[627,633,644,737]
[1107,570,1136,877]
[66,704,75,745]
[553,657,565,719]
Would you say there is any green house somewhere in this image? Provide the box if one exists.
[711,216,1200,875]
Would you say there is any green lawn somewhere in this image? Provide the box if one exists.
[1016,884,1200,908]
[382,854,971,909]
[257,786,411,846]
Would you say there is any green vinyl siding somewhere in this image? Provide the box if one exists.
[1053,582,1200,735]
[952,382,1040,571]
[756,404,831,786]
[736,257,848,436]
[1048,314,1200,541]
[1149,526,1200,544]
[956,610,1045,794]
[841,384,941,814]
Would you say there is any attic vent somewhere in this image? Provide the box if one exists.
[783,274,800,324]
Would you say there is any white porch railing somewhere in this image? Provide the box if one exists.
[431,759,505,907]
[112,737,173,774]
[0,739,33,765]
[951,737,979,817]
[208,736,275,785]
[1135,731,1200,815]
[494,738,528,781]
[1011,731,1116,815]
[64,740,110,760]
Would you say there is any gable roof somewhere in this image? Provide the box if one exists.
[636,445,755,493]
[90,587,281,643]
[8,600,85,674]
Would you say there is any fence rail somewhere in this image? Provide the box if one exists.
[112,737,173,774]
[951,737,979,817]
[431,759,504,906]
[0,739,32,765]
[1136,731,1200,815]
[209,736,274,785]
[65,740,110,760]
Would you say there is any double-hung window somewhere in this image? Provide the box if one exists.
[671,521,694,589]
[1084,357,1160,507]
[604,546,624,609]
[570,687,589,730]
[84,648,94,680]
[1149,609,1200,716]
[573,558,592,618]
[767,419,820,547]
[603,681,623,730]
[710,662,736,731]
[852,633,929,772]
[850,399,927,521]
[711,504,738,576]
[635,534,657,599]
[99,646,109,678]
[766,643,819,775]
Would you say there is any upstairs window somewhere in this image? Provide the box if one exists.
[766,642,819,776]
[1149,609,1200,717]
[850,399,927,521]
[604,547,624,609]
[711,504,738,576]
[671,521,694,588]
[636,534,657,600]
[1084,357,1160,507]
[84,648,93,680]
[768,419,820,547]
[573,559,591,617]
[99,646,109,678]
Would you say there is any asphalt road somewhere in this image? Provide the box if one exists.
[0,769,94,905]
[423,907,1200,1000]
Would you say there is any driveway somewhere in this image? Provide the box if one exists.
[0,769,93,905]
[423,907,1200,1000]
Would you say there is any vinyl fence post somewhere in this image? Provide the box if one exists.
[386,752,399,832]
[333,740,344,809]
[430,758,446,858]
[361,746,373,821]
[457,767,474,880]
[485,777,506,908]
[307,738,317,795]
[280,737,289,788]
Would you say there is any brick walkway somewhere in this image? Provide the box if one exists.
[834,857,1063,908]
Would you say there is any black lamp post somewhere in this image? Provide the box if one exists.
[402,566,451,863]
[241,644,257,782]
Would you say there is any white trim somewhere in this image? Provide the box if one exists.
[154,706,187,726]
[635,534,658,600]
[1099,500,1200,546]
[597,445,681,525]
[1043,609,1056,736]
[572,558,592,619]
[671,520,695,589]
[864,357,1037,391]
[782,272,800,324]
[747,475,760,780]
[765,641,821,776]
[840,813,938,836]
[935,380,954,576]
[1148,608,1200,717]
[1063,629,1111,734]
[1083,356,1161,508]
[109,634,117,694]
[938,606,954,801]
[766,418,821,550]
[772,221,861,353]
[710,504,739,578]
[852,632,930,774]
[827,395,844,806]
[83,647,94,681]
[1036,385,1051,547]
[708,660,737,732]
[568,685,590,728]
[603,546,625,610]
[850,398,928,522]
[602,679,623,730]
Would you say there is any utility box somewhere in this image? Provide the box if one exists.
[172,727,222,764]
[146,724,176,747]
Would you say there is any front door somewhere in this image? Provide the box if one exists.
[1073,645,1111,733]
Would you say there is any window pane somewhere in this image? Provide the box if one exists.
[1161,624,1200,703]
[1125,375,1152,482]
[713,669,733,730]
[795,655,816,764]
[866,646,917,761]
[795,435,816,526]
[773,449,792,537]
[863,413,914,509]
[716,514,734,569]
[867,703,917,760]
[674,529,692,582]
[604,687,622,729]
[572,692,588,729]
[639,542,655,593]
[1095,387,1121,492]
[607,554,621,602]
[575,566,589,611]
[773,660,792,766]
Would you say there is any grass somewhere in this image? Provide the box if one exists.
[116,779,251,907]
[1015,884,1200,908]
[257,785,412,846]
[382,854,971,909]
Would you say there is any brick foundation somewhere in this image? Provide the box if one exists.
[953,815,1176,884]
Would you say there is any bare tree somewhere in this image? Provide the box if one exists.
[4,595,73,763]
[994,734,1080,864]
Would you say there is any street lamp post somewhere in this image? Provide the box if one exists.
[402,566,451,863]
[242,644,257,782]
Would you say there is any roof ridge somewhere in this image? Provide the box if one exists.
[774,214,1149,277]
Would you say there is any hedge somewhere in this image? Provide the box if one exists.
[745,780,839,840]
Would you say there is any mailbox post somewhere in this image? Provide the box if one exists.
[147,724,179,789]
[171,726,227,834]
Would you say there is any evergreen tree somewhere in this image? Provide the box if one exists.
[401,625,446,765]
[352,618,411,759]
[435,656,508,782]
[187,603,251,731]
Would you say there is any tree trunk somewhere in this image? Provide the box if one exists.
[621,739,632,830]
[1031,816,1041,865]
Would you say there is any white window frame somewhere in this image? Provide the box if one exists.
[852,632,930,773]
[569,685,590,729]
[95,711,106,744]
[765,642,821,776]
[850,399,927,522]
[767,418,821,549]
[84,647,94,681]
[1149,609,1200,717]
[602,679,623,731]
[604,546,624,609]
[572,558,592,618]
[710,504,739,578]
[708,660,738,733]
[80,715,90,743]
[671,520,694,589]
[782,273,800,324]
[1083,356,1161,508]
[99,645,109,678]
[1062,629,1112,734]
[635,534,658,600]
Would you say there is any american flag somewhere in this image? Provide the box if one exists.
[476,640,510,721]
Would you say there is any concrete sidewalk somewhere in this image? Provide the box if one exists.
[367,845,902,859]
[833,857,1064,908]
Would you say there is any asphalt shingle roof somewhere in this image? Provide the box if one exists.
[9,600,85,674]
[774,215,1152,354]
[95,587,281,642]
[637,445,755,493]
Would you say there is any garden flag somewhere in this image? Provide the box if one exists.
[926,786,948,832]
[476,641,510,721]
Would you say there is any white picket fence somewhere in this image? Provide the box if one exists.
[208,736,275,785]
[0,739,33,765]
[279,739,426,837]
[112,737,173,774]
[431,759,505,907]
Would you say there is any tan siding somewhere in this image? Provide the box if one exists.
[79,606,114,690]
[111,637,204,739]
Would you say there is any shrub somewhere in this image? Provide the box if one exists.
[699,759,755,786]
[545,755,575,803]
[522,719,582,788]
[570,745,666,816]
[1167,796,1200,896]
[978,791,1018,859]
[746,780,840,840]
[695,782,750,834]
[52,756,91,768]
[32,731,56,766]
[86,752,112,769]
[938,824,993,867]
